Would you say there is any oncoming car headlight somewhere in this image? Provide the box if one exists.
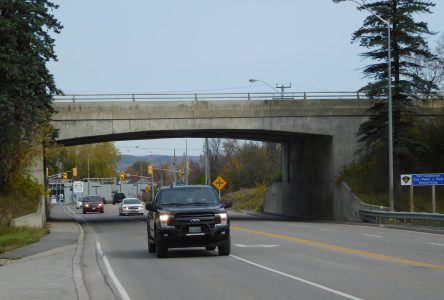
[215,213,228,226]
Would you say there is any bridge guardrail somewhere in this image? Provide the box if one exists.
[359,209,444,227]
[52,91,383,102]
[52,91,444,102]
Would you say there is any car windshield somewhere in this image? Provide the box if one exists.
[123,199,141,204]
[158,187,220,206]
[85,196,101,203]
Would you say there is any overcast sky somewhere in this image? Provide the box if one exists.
[48,0,444,156]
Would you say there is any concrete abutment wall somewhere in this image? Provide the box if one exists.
[264,136,334,219]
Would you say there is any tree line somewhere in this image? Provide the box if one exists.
[121,139,281,192]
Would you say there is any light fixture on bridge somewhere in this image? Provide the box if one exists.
[249,78,291,100]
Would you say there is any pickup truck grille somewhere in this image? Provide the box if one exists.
[168,212,217,234]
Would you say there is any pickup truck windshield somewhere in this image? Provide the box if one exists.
[158,188,220,206]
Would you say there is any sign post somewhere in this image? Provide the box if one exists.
[212,176,227,199]
[401,173,444,213]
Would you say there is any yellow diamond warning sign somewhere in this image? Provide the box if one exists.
[212,176,227,191]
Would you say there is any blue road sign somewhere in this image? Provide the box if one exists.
[401,173,444,186]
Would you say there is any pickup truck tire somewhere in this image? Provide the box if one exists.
[218,239,231,256]
[148,239,156,253]
[147,224,156,253]
[156,233,168,258]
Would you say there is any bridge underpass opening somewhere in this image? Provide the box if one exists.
[48,131,334,220]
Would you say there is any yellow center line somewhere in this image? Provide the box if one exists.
[231,225,444,271]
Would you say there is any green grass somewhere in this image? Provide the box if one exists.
[225,185,267,212]
[348,184,444,213]
[0,226,48,254]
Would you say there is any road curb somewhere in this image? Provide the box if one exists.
[73,222,89,300]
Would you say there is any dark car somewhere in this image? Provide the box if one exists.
[146,185,232,258]
[83,195,104,214]
[112,192,126,204]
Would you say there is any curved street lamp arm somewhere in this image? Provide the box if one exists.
[334,0,389,25]
[249,79,279,92]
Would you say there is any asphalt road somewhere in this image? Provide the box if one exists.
[67,204,444,300]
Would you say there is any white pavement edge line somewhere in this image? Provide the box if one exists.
[427,242,444,247]
[361,234,382,238]
[73,223,89,300]
[65,205,87,223]
[230,255,364,300]
[96,241,131,300]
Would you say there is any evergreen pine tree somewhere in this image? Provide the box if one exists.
[351,0,435,180]
[0,0,62,190]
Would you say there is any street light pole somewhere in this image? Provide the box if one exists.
[333,0,394,211]
[249,78,279,92]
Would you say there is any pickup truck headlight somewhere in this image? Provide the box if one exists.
[159,214,173,228]
[215,213,228,226]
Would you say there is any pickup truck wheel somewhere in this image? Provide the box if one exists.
[147,224,156,253]
[218,239,231,256]
[156,233,168,258]
[205,246,216,251]
[148,238,156,253]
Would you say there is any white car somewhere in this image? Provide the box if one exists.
[76,198,84,209]
[119,198,144,216]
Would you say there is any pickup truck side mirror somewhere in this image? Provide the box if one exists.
[145,202,154,211]
[224,200,233,209]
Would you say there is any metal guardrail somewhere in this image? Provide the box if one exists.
[52,91,444,102]
[52,91,378,102]
[359,209,444,227]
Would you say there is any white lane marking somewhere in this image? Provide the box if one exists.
[65,206,87,223]
[290,224,306,228]
[230,255,363,300]
[362,234,382,238]
[427,242,444,247]
[96,241,131,300]
[320,229,334,232]
[234,244,280,248]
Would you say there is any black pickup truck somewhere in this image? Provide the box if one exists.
[146,185,232,258]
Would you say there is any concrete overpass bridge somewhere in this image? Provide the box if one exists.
[50,92,444,221]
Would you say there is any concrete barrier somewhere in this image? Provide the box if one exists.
[10,197,46,228]
[333,182,361,222]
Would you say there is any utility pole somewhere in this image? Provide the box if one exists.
[276,83,291,100]
[87,153,90,195]
[185,139,188,185]
[173,149,177,186]
[204,138,210,185]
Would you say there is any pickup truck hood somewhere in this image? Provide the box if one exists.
[159,205,225,214]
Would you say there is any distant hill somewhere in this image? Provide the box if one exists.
[118,154,201,171]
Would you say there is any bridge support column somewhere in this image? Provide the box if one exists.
[281,142,290,183]
[265,135,333,219]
